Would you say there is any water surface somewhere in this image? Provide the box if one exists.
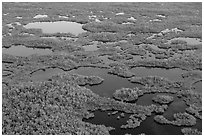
[99,55,115,64]
[33,14,48,18]
[24,21,86,36]
[2,45,52,57]
[136,93,187,121]
[131,67,186,81]
[70,67,141,97]
[84,93,201,135]
[83,41,99,51]
[168,37,202,45]
[31,68,65,81]
[191,80,202,94]
[83,109,200,135]
[83,110,131,134]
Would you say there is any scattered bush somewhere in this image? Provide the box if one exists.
[181,128,202,135]
[113,87,139,102]
[152,95,174,104]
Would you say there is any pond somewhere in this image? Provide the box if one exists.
[162,96,187,121]
[30,66,141,97]
[83,91,201,135]
[83,108,201,135]
[70,67,141,97]
[24,21,86,36]
[83,110,132,134]
[30,66,189,98]
[30,66,189,97]
[30,65,201,135]
[2,45,52,57]
[136,93,188,121]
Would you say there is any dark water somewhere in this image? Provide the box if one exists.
[135,93,188,121]
[76,66,201,135]
[30,67,140,97]
[83,109,201,135]
[30,66,200,98]
[27,63,202,135]
[70,67,141,97]
[162,96,187,121]
[31,67,189,97]
[30,66,202,135]
[83,110,132,134]
[83,96,201,135]
[24,21,86,36]
[2,45,52,57]
[136,94,156,106]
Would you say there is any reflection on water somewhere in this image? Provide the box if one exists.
[29,66,201,135]
[168,37,202,45]
[84,93,201,135]
[24,21,86,35]
[31,68,64,81]
[191,80,202,94]
[83,110,132,135]
[83,109,200,135]
[136,94,156,106]
[69,67,187,97]
[30,66,187,97]
[33,14,48,18]
[131,67,186,81]
[30,66,193,98]
[136,93,187,121]
[99,55,115,64]
[70,67,141,97]
[162,96,187,121]
[2,45,52,57]
[83,41,99,51]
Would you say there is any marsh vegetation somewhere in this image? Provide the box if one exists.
[2,2,202,135]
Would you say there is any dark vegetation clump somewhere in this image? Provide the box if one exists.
[113,87,139,102]
[154,112,197,126]
[152,95,174,104]
[108,65,135,78]
[2,80,114,135]
[69,74,104,86]
[181,128,202,135]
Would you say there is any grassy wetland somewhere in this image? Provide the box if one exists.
[2,2,202,135]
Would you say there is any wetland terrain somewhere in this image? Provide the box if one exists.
[2,2,202,135]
